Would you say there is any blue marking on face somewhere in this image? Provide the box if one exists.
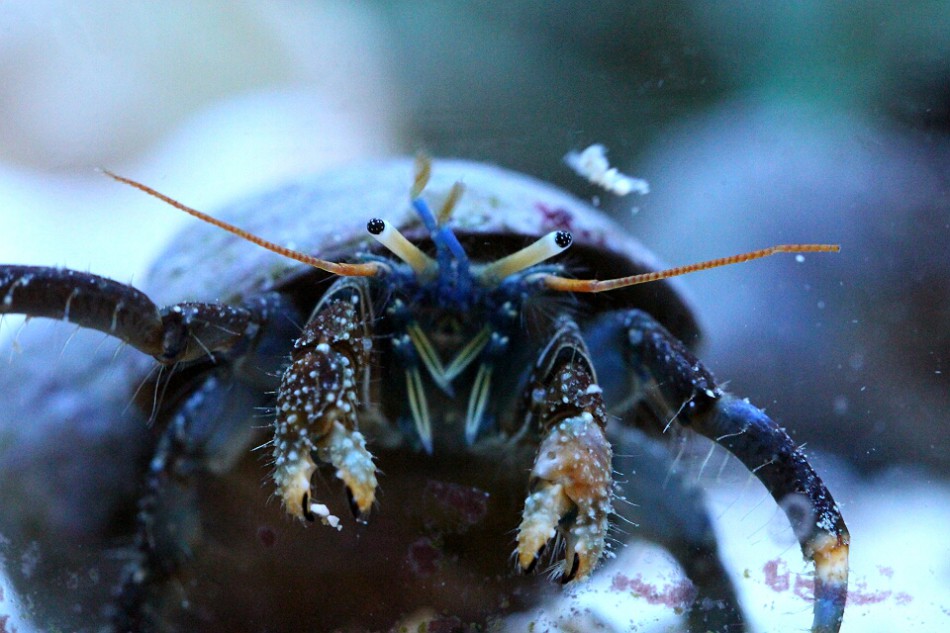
[411,196,473,307]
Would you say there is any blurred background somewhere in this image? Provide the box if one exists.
[0,2,947,632]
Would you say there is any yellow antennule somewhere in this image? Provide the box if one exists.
[411,154,432,200]
[437,182,465,225]
[543,244,840,293]
[103,171,383,277]
[481,231,575,284]
[366,218,436,277]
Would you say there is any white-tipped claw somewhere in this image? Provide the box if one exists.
[515,413,613,583]
[273,451,318,521]
[318,421,378,517]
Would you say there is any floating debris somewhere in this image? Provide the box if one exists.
[564,144,650,196]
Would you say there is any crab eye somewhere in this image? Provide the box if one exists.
[366,218,385,235]
[365,218,434,276]
[479,230,574,284]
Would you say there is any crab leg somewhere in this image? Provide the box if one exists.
[612,426,747,632]
[601,309,849,633]
[271,277,379,525]
[515,318,613,583]
[114,371,261,631]
[0,265,263,364]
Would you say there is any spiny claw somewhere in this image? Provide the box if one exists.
[560,553,580,585]
[318,420,377,516]
[270,276,378,528]
[345,486,371,524]
[272,419,377,527]
[521,543,546,575]
[517,482,571,572]
[272,454,344,530]
[273,450,318,520]
[516,413,613,583]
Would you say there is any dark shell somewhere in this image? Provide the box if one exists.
[147,158,701,344]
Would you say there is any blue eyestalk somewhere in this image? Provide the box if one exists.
[411,196,473,306]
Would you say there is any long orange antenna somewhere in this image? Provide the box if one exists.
[543,243,840,293]
[103,170,383,278]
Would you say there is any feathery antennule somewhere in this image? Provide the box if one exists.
[542,244,840,293]
[437,182,465,225]
[406,158,469,267]
[481,231,574,284]
[103,170,383,278]
[366,219,435,277]
[411,154,432,200]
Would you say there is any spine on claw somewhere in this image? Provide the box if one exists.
[271,278,378,528]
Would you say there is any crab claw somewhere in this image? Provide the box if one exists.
[272,446,319,518]
[271,319,378,526]
[272,417,377,527]
[516,412,613,583]
[317,420,377,518]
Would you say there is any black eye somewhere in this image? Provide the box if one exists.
[554,231,573,248]
[367,218,385,235]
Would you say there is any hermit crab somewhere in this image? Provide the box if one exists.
[0,157,848,632]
